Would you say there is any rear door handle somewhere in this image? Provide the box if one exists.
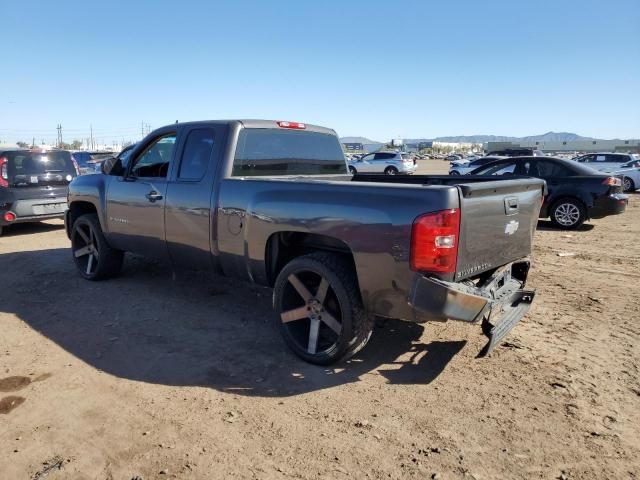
[145,191,163,202]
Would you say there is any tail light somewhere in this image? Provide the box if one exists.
[277,121,306,130]
[410,209,461,274]
[3,211,16,222]
[0,157,8,187]
[602,177,621,187]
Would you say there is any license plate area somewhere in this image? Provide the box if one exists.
[33,203,66,215]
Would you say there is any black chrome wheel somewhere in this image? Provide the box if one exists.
[279,270,343,356]
[72,221,100,277]
[71,213,123,280]
[273,253,373,364]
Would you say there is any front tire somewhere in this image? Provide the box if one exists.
[273,252,373,365]
[550,198,586,229]
[450,170,460,176]
[384,166,398,175]
[71,213,124,280]
[348,166,357,175]
[623,176,635,192]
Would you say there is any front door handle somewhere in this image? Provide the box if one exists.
[145,191,163,202]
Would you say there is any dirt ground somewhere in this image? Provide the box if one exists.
[1,160,639,480]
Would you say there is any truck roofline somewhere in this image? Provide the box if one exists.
[158,119,337,136]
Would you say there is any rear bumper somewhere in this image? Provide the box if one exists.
[589,193,628,219]
[408,259,534,355]
[0,197,67,226]
[399,165,417,174]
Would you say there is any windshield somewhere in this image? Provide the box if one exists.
[6,150,76,179]
[233,128,347,176]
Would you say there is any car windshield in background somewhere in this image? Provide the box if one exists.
[233,129,347,176]
[6,151,75,179]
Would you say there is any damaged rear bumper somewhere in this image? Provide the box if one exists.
[408,259,535,356]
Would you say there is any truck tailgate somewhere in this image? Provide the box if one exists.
[454,178,545,281]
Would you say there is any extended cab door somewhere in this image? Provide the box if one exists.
[164,125,227,270]
[105,132,177,258]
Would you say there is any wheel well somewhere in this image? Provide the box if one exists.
[550,196,586,209]
[68,201,98,230]
[265,232,357,286]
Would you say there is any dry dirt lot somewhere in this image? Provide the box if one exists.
[1,160,639,479]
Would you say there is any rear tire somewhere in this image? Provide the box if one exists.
[348,166,357,175]
[384,166,398,175]
[623,176,635,192]
[71,213,124,280]
[273,252,373,365]
[550,198,586,229]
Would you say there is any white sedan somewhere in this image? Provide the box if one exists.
[603,159,640,192]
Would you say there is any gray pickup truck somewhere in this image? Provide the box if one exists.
[65,120,545,364]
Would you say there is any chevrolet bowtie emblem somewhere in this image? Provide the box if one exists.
[505,220,519,235]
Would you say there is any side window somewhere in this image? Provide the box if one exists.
[536,160,571,177]
[178,129,214,180]
[361,154,374,162]
[131,134,176,178]
[485,162,516,175]
[474,161,515,175]
[595,155,607,162]
[605,154,626,164]
[579,154,596,163]
[374,152,394,160]
[119,147,134,169]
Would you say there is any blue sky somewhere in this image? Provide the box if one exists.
[1,0,638,144]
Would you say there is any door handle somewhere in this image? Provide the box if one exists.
[145,191,163,202]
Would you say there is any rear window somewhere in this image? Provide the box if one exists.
[6,151,76,179]
[232,129,347,176]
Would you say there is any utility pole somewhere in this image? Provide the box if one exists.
[32,136,35,148]
[90,124,94,150]
[141,120,145,138]
[56,124,62,148]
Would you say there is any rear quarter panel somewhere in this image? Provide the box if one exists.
[216,177,459,320]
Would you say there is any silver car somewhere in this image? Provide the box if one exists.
[574,152,639,172]
[449,156,505,175]
[348,151,417,175]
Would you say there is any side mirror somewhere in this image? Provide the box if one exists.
[101,156,124,176]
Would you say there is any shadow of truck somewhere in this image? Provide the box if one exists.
[0,247,465,397]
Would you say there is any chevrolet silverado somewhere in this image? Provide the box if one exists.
[65,120,545,364]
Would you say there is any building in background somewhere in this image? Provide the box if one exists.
[486,139,640,154]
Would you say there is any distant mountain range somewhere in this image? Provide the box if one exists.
[340,132,635,145]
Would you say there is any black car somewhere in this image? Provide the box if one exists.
[0,149,78,235]
[487,148,542,157]
[468,156,628,229]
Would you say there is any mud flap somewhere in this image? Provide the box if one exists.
[478,290,535,357]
